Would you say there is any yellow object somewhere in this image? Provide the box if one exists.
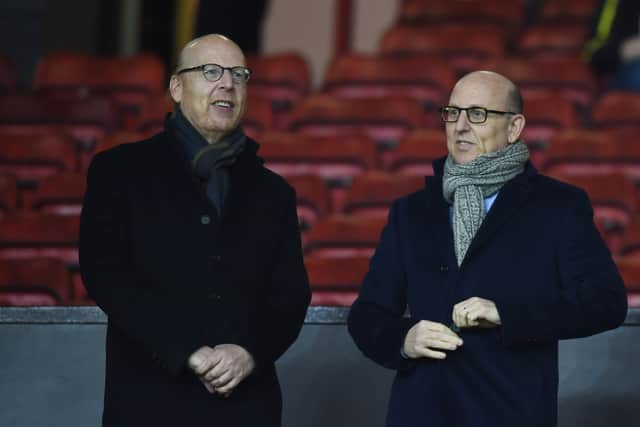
[583,0,620,61]
[174,0,200,69]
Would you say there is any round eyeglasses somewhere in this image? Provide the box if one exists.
[177,63,252,84]
[439,106,517,124]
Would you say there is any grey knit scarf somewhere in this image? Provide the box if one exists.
[443,140,529,266]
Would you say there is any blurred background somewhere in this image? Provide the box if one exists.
[1,0,640,309]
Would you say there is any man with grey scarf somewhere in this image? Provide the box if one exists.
[348,71,627,427]
[79,34,310,427]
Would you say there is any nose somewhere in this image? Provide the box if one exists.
[217,68,234,89]
[454,110,471,132]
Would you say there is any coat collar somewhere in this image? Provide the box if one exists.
[427,156,537,268]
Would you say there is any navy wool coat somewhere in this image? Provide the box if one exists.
[348,158,627,427]
[79,129,310,427]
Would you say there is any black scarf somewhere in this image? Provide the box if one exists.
[168,107,247,216]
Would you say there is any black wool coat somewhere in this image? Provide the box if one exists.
[79,128,311,427]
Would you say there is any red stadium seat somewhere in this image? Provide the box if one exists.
[549,172,639,231]
[385,129,448,176]
[324,54,455,119]
[260,131,378,212]
[620,218,640,257]
[399,0,523,28]
[0,94,118,145]
[478,57,597,110]
[305,255,370,306]
[344,172,424,218]
[591,92,640,130]
[246,53,310,110]
[23,172,86,215]
[379,24,506,73]
[0,132,78,181]
[538,0,598,24]
[613,256,640,307]
[284,174,331,236]
[243,94,275,138]
[260,132,377,181]
[306,214,386,258]
[0,173,17,218]
[516,24,589,59]
[0,54,17,94]
[33,53,166,129]
[543,129,640,180]
[0,258,71,306]
[287,94,425,148]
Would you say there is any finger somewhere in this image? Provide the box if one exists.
[204,364,228,382]
[210,370,234,388]
[200,378,216,394]
[422,339,460,351]
[216,377,240,394]
[422,331,463,346]
[426,321,462,340]
[414,346,447,359]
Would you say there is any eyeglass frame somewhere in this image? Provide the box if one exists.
[176,63,252,84]
[439,106,518,124]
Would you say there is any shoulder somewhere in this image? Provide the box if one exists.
[529,173,590,209]
[90,132,166,171]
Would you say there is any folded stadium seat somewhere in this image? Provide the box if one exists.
[242,94,275,139]
[548,172,638,233]
[282,174,331,246]
[305,214,386,258]
[0,212,81,301]
[379,24,506,74]
[0,132,78,185]
[33,53,166,130]
[287,94,425,150]
[612,256,640,308]
[0,173,17,219]
[22,172,86,216]
[591,91,640,131]
[259,131,378,212]
[0,54,17,95]
[477,57,597,112]
[0,94,118,147]
[246,53,310,129]
[343,172,424,218]
[385,129,448,176]
[305,255,370,306]
[516,23,589,60]
[519,92,580,166]
[323,54,455,122]
[537,0,598,25]
[0,258,71,306]
[619,217,640,257]
[398,0,523,38]
[543,128,640,180]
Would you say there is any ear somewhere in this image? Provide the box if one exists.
[169,75,182,104]
[507,114,526,143]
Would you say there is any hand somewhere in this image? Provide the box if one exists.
[403,320,463,359]
[188,344,255,396]
[452,297,501,329]
[620,36,640,61]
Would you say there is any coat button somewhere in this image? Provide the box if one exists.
[200,215,211,225]
[208,293,222,301]
[439,265,449,272]
[211,255,221,262]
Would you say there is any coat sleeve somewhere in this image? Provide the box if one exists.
[79,151,207,376]
[497,189,628,346]
[233,186,311,368]
[347,200,417,370]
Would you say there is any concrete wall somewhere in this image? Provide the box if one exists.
[1,307,639,427]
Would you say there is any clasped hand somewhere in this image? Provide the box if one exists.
[403,297,501,360]
[188,344,255,397]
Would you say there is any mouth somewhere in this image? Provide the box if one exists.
[211,100,235,110]
[456,140,475,150]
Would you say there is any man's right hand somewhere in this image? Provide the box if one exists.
[403,320,463,359]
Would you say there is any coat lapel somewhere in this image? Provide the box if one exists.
[462,163,536,264]
[423,174,458,269]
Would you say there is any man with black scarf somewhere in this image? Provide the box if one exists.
[347,71,627,427]
[79,34,310,427]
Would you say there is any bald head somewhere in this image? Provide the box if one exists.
[453,71,523,114]
[445,70,526,165]
[176,34,245,72]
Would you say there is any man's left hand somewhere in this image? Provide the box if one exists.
[201,344,255,396]
[452,297,501,329]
